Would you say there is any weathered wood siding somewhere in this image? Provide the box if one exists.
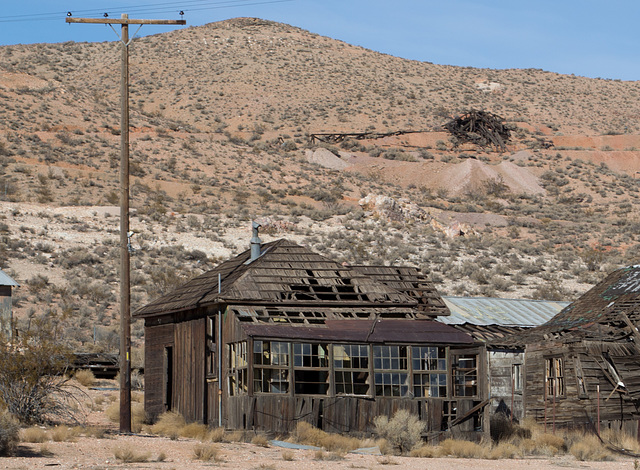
[144,323,174,421]
[0,286,12,338]
[225,395,483,438]
[173,318,206,422]
[525,342,640,431]
[488,351,524,420]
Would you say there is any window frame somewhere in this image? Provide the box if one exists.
[206,316,217,378]
[333,344,371,397]
[412,346,448,398]
[253,340,291,394]
[293,342,330,396]
[373,345,410,397]
[227,341,248,396]
[545,356,565,398]
[452,352,479,398]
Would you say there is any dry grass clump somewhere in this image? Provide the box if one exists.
[251,434,270,447]
[282,450,295,460]
[73,370,96,387]
[409,444,438,458]
[21,427,48,443]
[292,421,363,452]
[180,422,209,440]
[314,449,345,460]
[489,441,521,459]
[569,434,612,461]
[208,426,227,442]
[149,411,186,439]
[83,426,108,439]
[601,428,640,453]
[50,425,77,442]
[438,438,489,459]
[105,401,145,432]
[113,444,151,463]
[193,443,221,462]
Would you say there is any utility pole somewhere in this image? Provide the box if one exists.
[66,14,186,433]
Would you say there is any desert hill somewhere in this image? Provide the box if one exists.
[1,18,640,352]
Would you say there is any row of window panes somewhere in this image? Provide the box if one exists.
[241,341,477,398]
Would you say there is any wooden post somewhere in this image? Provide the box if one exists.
[511,372,514,424]
[65,14,186,434]
[597,385,600,436]
[119,13,132,433]
[544,377,547,433]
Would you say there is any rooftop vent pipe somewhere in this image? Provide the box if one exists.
[250,221,262,261]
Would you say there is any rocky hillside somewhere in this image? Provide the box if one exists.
[2,18,640,352]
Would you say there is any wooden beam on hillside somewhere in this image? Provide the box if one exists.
[309,129,425,144]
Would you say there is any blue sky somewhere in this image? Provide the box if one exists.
[1,0,638,81]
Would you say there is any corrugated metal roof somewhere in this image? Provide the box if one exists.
[440,296,569,327]
[0,270,18,287]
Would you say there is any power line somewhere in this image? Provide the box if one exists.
[0,0,294,23]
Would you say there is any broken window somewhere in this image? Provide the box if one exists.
[228,341,248,396]
[253,340,290,394]
[512,364,523,393]
[545,357,565,398]
[574,356,588,399]
[441,401,457,431]
[452,354,478,397]
[333,344,370,396]
[373,345,409,397]
[206,316,216,377]
[412,346,448,398]
[293,343,329,395]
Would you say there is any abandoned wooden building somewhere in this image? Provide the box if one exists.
[0,269,18,339]
[517,264,640,435]
[134,235,489,440]
[440,297,569,422]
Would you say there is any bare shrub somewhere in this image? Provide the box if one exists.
[282,450,295,460]
[113,444,150,463]
[193,443,220,461]
[374,409,425,454]
[0,319,85,424]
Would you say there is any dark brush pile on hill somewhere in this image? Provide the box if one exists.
[444,110,512,152]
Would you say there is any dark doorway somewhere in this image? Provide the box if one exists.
[164,346,173,411]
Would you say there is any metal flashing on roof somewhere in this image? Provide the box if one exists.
[0,270,19,287]
[241,318,473,344]
[441,296,569,327]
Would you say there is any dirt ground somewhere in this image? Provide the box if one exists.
[5,435,637,470]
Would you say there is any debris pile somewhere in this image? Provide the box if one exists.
[444,109,512,152]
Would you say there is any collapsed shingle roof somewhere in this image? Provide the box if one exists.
[134,239,449,319]
[521,265,640,343]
